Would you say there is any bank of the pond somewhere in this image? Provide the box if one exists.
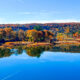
[1,40,80,49]
[0,41,52,49]
[55,40,80,45]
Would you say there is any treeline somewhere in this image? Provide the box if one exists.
[0,23,80,32]
[0,27,54,43]
[0,23,80,42]
[0,23,80,35]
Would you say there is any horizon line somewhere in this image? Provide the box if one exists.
[0,22,80,24]
[0,20,80,24]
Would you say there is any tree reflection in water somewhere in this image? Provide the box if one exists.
[26,46,52,58]
[0,48,13,58]
[0,45,52,58]
[0,44,80,58]
[53,44,80,53]
[26,46,45,58]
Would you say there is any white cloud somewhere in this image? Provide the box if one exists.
[0,18,5,21]
[51,19,80,23]
[18,11,61,15]
[0,18,7,24]
[7,19,80,24]
[0,18,80,24]
[18,12,32,15]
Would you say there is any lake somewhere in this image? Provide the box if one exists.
[0,45,80,80]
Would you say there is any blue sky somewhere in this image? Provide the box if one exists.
[0,0,80,24]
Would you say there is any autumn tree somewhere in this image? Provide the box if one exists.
[11,31,17,41]
[26,30,38,42]
[0,29,6,40]
[4,28,13,40]
[73,32,79,38]
[65,27,70,33]
[37,31,44,41]
[57,33,68,41]
[43,30,54,42]
[18,29,25,41]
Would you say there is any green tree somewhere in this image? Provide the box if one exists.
[34,25,43,31]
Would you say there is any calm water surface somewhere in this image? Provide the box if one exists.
[0,47,80,80]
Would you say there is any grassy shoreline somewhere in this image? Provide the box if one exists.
[0,40,80,49]
[55,40,80,45]
[0,41,52,49]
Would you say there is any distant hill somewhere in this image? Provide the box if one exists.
[0,23,80,33]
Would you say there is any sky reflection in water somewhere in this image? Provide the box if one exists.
[0,47,80,80]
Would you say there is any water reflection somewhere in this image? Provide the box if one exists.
[53,44,80,53]
[0,48,13,58]
[26,46,45,57]
[13,46,52,58]
[0,44,80,58]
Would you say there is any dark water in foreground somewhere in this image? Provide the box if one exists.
[0,45,80,80]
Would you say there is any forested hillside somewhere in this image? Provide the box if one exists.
[0,23,80,33]
[0,23,80,42]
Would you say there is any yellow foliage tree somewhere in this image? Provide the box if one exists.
[26,30,38,42]
[57,33,68,41]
